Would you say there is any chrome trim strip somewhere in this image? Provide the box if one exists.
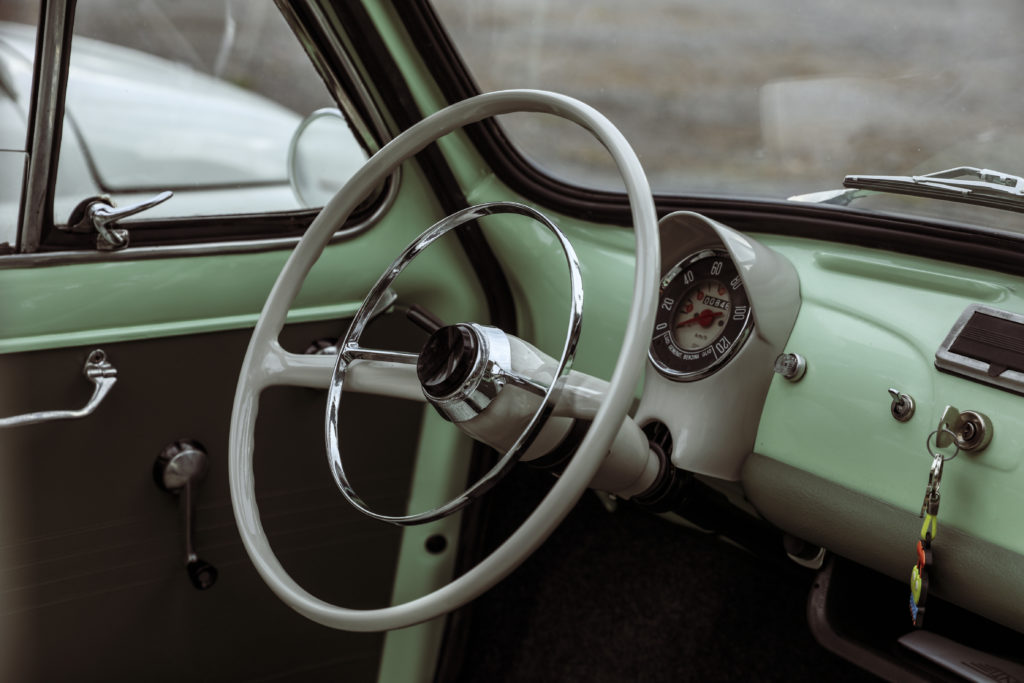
[20,0,74,253]
[343,345,419,365]
[0,213,387,268]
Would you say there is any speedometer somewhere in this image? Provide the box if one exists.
[648,248,754,381]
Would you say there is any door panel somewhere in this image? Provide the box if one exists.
[0,314,426,681]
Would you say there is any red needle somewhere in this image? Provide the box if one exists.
[677,308,723,328]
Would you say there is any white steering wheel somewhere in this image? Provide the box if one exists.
[229,90,659,632]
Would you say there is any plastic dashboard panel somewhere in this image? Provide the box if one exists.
[746,233,1024,633]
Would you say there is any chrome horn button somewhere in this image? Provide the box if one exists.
[322,201,584,526]
[417,323,513,423]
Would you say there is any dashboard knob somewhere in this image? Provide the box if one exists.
[773,353,807,382]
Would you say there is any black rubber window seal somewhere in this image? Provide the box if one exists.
[399,0,1024,277]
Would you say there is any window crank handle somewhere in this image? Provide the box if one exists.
[154,440,218,590]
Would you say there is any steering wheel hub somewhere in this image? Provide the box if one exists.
[417,323,512,422]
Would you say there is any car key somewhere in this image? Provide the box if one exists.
[910,430,955,627]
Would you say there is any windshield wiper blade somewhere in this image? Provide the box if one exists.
[842,166,1024,212]
[789,166,1024,213]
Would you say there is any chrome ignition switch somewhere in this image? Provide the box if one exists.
[936,405,993,453]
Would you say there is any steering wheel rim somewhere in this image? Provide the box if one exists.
[229,90,659,632]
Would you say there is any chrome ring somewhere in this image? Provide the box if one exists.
[325,201,583,526]
[925,427,961,461]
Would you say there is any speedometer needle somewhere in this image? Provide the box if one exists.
[677,309,723,328]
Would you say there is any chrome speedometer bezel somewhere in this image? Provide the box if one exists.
[648,248,755,382]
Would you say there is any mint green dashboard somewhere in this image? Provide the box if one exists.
[755,233,1024,554]
[476,199,1024,636]
[747,233,1024,634]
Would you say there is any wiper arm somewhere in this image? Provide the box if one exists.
[789,166,1024,214]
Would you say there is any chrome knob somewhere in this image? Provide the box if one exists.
[773,352,807,382]
[888,388,916,422]
[154,440,218,590]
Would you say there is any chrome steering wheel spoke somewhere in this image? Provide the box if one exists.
[325,201,583,526]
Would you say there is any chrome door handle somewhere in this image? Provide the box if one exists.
[0,349,117,428]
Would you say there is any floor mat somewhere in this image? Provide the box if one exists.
[447,466,877,682]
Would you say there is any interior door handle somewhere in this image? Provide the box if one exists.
[63,191,173,251]
[0,349,117,428]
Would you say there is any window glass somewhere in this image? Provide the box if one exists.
[51,0,367,224]
[0,1,39,249]
[432,0,1024,232]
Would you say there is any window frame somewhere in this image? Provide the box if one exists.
[405,0,1024,278]
[5,0,395,266]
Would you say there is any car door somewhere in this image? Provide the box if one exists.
[0,2,483,680]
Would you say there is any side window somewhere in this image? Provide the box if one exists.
[53,1,368,226]
[0,1,39,250]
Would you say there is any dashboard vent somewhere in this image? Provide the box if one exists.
[936,304,1024,395]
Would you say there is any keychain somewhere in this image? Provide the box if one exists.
[910,428,958,628]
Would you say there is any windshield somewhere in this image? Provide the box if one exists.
[431,0,1024,233]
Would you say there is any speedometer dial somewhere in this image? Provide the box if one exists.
[649,248,754,381]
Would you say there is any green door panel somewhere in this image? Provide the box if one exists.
[0,169,485,355]
[753,234,1024,556]
[378,409,475,683]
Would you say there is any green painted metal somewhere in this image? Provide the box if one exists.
[363,1,638,384]
[378,408,474,683]
[754,234,1024,556]
[7,0,1024,673]
[465,175,636,382]
[429,144,1024,563]
[0,168,486,354]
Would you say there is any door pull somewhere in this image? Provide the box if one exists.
[0,349,117,428]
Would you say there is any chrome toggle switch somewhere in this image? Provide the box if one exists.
[888,388,916,422]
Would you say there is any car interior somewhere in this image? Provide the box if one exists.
[2,1,1024,681]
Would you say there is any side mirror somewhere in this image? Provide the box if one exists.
[287,108,368,208]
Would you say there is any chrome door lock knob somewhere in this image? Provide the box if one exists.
[888,388,916,422]
[154,440,218,590]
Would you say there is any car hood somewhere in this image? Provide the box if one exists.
[0,22,299,191]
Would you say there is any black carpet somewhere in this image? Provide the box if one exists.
[446,466,877,682]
